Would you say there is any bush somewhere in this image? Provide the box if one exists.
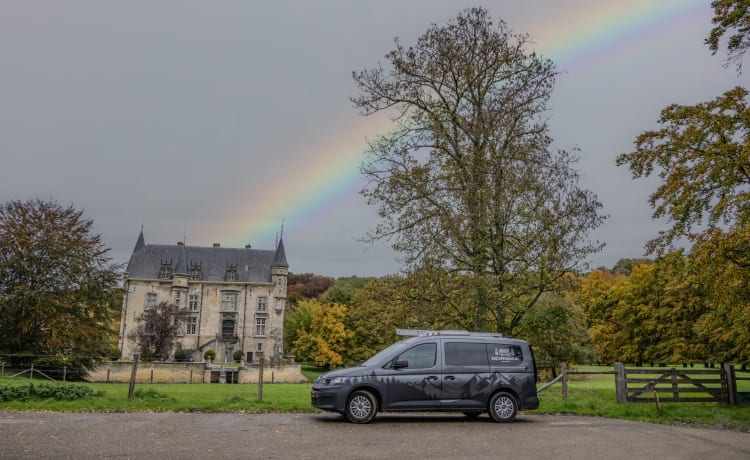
[233,350,243,362]
[174,349,187,362]
[203,349,216,361]
[110,349,122,361]
[0,382,102,401]
[141,349,155,362]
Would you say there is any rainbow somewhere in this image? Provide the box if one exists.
[222,0,709,250]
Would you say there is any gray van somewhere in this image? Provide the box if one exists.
[311,329,539,423]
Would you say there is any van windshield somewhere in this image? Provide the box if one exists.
[360,339,416,367]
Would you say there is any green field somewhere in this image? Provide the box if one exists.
[1,365,748,431]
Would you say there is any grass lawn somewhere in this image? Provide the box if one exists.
[530,365,750,431]
[1,365,748,431]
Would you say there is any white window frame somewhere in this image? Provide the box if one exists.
[186,316,197,335]
[255,318,267,337]
[188,294,199,311]
[145,292,157,308]
[256,296,267,313]
[221,292,238,311]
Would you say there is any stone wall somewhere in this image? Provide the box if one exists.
[88,361,307,384]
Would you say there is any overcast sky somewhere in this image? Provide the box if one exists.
[1,1,747,277]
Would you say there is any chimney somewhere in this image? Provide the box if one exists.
[213,243,220,248]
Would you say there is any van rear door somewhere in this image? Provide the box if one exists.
[440,340,491,409]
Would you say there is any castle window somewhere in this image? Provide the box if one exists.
[225,264,237,282]
[188,294,199,311]
[174,290,182,307]
[186,317,197,335]
[255,318,266,337]
[160,262,172,280]
[145,292,157,309]
[256,296,267,313]
[221,292,238,311]
[189,263,202,281]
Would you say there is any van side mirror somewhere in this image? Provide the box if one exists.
[392,360,408,369]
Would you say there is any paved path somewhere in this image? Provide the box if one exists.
[1,411,749,459]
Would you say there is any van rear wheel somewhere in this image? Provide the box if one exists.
[488,392,518,423]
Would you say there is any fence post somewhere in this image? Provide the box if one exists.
[128,354,139,400]
[150,369,154,384]
[30,363,34,381]
[257,352,264,402]
[724,363,738,405]
[561,362,568,401]
[63,365,67,382]
[615,362,626,403]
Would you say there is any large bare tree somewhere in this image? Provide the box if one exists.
[352,8,604,335]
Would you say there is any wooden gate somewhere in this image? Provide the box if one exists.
[615,363,737,404]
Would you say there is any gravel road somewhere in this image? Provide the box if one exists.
[1,411,749,459]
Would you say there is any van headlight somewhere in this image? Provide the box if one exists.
[316,376,349,386]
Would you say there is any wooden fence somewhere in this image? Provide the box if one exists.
[538,362,743,405]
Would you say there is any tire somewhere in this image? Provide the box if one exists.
[345,390,377,424]
[488,392,518,423]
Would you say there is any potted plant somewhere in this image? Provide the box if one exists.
[174,349,187,362]
[203,349,216,361]
[233,349,243,363]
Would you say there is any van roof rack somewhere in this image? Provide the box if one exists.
[396,329,503,338]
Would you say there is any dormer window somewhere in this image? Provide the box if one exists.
[225,263,237,282]
[160,261,172,280]
[189,262,202,281]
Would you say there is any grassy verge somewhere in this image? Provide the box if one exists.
[530,366,750,431]
[1,366,748,431]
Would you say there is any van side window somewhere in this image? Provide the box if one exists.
[394,343,437,369]
[445,342,488,366]
[487,344,523,365]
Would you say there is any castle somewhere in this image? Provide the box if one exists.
[118,230,288,363]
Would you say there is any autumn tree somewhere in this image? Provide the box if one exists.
[291,299,353,368]
[286,273,334,305]
[617,87,750,263]
[0,199,121,374]
[707,0,750,70]
[128,301,188,360]
[352,8,604,335]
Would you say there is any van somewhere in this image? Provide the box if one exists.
[311,329,539,423]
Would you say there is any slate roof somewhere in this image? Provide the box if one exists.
[125,233,288,283]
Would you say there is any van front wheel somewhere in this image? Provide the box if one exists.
[345,390,377,424]
[488,392,518,423]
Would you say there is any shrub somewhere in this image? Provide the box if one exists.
[141,349,155,362]
[174,349,187,362]
[0,382,102,401]
[110,348,122,361]
[203,349,216,361]
[233,350,243,362]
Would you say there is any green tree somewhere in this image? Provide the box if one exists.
[516,294,595,374]
[352,7,604,335]
[292,299,353,368]
[616,87,750,263]
[0,199,121,374]
[610,258,653,276]
[707,0,750,70]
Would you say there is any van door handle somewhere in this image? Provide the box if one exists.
[426,376,438,380]
[444,376,455,380]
